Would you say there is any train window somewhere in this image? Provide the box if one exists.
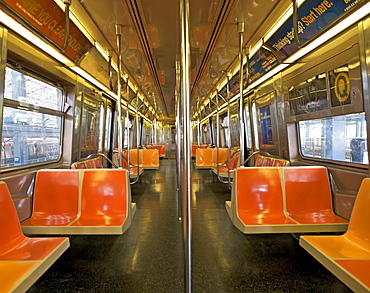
[252,103,259,150]
[299,113,367,164]
[289,73,328,116]
[243,106,252,149]
[2,66,63,168]
[79,95,101,158]
[104,107,112,152]
[98,104,105,153]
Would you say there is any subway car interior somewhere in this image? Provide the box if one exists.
[0,0,370,292]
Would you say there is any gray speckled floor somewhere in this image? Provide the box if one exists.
[27,159,352,292]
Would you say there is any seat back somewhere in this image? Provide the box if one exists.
[236,168,284,216]
[196,148,213,166]
[94,157,104,168]
[80,169,128,216]
[255,155,264,166]
[261,157,274,166]
[71,161,87,169]
[0,182,26,254]
[141,149,159,168]
[229,152,240,170]
[85,160,96,168]
[345,178,370,247]
[31,170,79,225]
[284,167,337,223]
[272,158,290,166]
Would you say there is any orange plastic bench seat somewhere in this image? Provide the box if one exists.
[196,148,228,169]
[113,153,144,178]
[300,178,370,293]
[22,170,79,228]
[0,181,69,292]
[192,145,207,156]
[71,157,104,169]
[70,170,131,234]
[129,149,159,169]
[254,155,290,167]
[212,152,240,179]
[233,168,296,233]
[228,167,348,234]
[21,169,134,235]
[335,260,370,289]
[284,168,348,227]
[147,145,166,156]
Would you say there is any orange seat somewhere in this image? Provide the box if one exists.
[70,169,132,234]
[22,170,79,232]
[300,178,370,293]
[284,167,348,228]
[0,181,69,292]
[261,156,274,166]
[94,157,104,168]
[191,145,197,156]
[195,148,214,168]
[254,155,264,166]
[21,169,135,235]
[272,158,290,166]
[71,161,87,169]
[85,159,96,168]
[129,149,159,169]
[0,261,40,293]
[254,155,290,167]
[212,152,240,179]
[159,145,166,157]
[141,149,160,168]
[113,152,144,178]
[233,168,296,233]
[196,148,228,169]
[227,166,348,234]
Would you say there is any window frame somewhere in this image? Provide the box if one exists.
[1,63,65,171]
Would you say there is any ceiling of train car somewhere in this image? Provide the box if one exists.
[78,0,291,123]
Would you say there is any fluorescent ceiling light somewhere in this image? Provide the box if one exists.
[264,0,305,42]
[95,42,109,61]
[249,40,263,58]
[246,63,289,90]
[70,66,109,91]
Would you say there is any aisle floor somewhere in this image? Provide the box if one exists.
[28,159,351,292]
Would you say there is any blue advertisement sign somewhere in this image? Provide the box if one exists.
[265,0,365,61]
[247,0,364,85]
[249,47,279,84]
[260,106,273,145]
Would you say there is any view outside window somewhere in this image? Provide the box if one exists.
[1,67,63,168]
[299,113,367,164]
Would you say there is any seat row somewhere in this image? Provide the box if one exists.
[211,153,289,182]
[0,181,69,292]
[115,149,160,169]
[195,148,229,169]
[300,178,370,293]
[145,145,166,157]
[227,166,370,292]
[112,153,145,178]
[71,156,104,169]
[226,166,348,233]
[22,169,135,235]
[211,151,240,180]
[254,154,290,166]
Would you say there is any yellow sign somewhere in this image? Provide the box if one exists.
[334,72,350,102]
